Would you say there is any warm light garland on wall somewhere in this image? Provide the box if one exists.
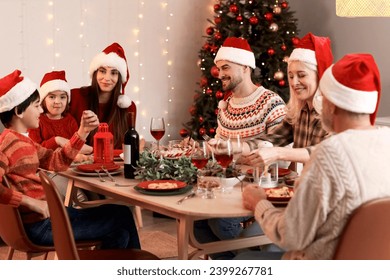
[336,0,390,17]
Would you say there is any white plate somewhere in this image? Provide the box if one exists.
[71,167,123,177]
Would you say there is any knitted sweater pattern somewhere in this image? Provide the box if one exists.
[217,86,286,140]
[28,113,78,149]
[255,127,390,259]
[0,129,85,223]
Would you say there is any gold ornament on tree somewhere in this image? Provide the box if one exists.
[274,70,284,81]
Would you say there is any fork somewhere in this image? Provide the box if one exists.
[176,191,196,205]
[95,169,105,182]
[101,166,116,182]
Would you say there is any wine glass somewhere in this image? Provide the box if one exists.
[230,134,243,169]
[150,117,165,152]
[214,137,233,192]
[191,140,211,196]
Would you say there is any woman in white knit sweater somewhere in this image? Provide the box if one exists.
[238,53,390,260]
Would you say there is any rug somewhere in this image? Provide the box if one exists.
[139,230,195,259]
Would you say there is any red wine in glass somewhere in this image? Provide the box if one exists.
[150,117,165,151]
[191,157,209,169]
[214,154,233,168]
[150,129,165,141]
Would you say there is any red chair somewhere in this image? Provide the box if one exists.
[38,171,158,260]
[334,197,390,260]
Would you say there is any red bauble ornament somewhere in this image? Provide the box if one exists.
[292,36,300,46]
[206,88,213,95]
[210,66,219,78]
[199,127,206,136]
[249,16,259,25]
[200,76,208,87]
[279,80,286,86]
[214,32,222,41]
[213,4,221,12]
[215,108,219,115]
[193,93,200,101]
[206,27,214,35]
[267,48,275,56]
[264,12,273,21]
[210,45,219,53]
[209,128,216,135]
[236,15,243,21]
[214,17,221,24]
[215,91,224,99]
[281,1,289,9]
[199,116,204,123]
[229,4,238,14]
[203,43,210,51]
[189,106,196,116]
[281,44,287,51]
[179,128,189,138]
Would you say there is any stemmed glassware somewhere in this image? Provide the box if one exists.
[230,135,243,169]
[150,117,165,152]
[214,137,233,193]
[191,140,213,198]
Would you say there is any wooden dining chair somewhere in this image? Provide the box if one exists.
[38,171,159,260]
[333,197,390,260]
[0,175,101,260]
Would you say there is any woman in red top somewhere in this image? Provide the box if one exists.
[70,42,136,149]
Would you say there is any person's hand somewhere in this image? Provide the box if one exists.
[242,184,267,211]
[73,153,92,163]
[21,195,50,219]
[55,136,68,147]
[80,144,93,155]
[78,110,99,139]
[243,147,281,167]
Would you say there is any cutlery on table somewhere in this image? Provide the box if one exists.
[176,191,196,205]
[114,183,134,187]
[95,169,105,182]
[101,166,115,182]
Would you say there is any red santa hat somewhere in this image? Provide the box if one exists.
[214,37,256,69]
[0,70,37,113]
[319,53,380,125]
[288,32,333,79]
[39,70,70,103]
[89,42,132,108]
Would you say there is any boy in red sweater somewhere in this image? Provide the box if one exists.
[0,70,140,249]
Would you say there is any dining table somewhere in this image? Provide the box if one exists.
[58,166,273,260]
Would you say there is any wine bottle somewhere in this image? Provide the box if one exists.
[124,112,139,179]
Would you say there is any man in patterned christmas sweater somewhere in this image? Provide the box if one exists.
[215,37,286,141]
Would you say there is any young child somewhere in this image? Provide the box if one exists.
[0,70,140,249]
[28,70,92,162]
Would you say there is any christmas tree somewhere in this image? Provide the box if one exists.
[182,0,299,139]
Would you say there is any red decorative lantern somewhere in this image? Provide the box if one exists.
[93,123,114,164]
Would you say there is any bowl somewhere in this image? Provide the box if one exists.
[219,175,246,191]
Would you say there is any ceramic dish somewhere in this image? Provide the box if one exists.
[76,163,120,173]
[71,167,123,177]
[137,180,187,192]
[134,185,192,196]
[265,186,294,202]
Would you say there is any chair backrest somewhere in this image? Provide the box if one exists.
[38,171,80,260]
[334,197,390,260]
[0,176,54,255]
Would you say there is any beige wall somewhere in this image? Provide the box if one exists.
[290,0,390,118]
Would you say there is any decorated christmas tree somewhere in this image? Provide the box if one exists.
[182,0,299,139]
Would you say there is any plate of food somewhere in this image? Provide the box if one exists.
[265,186,294,202]
[76,162,121,173]
[71,167,123,177]
[136,180,187,192]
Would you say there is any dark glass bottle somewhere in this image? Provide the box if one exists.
[124,113,139,179]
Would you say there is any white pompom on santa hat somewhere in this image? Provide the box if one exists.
[319,53,381,125]
[89,42,132,108]
[0,70,37,113]
[214,37,256,69]
[39,70,71,103]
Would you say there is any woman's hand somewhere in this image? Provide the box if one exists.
[242,184,267,211]
[242,147,282,167]
[78,110,99,140]
[73,153,92,163]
